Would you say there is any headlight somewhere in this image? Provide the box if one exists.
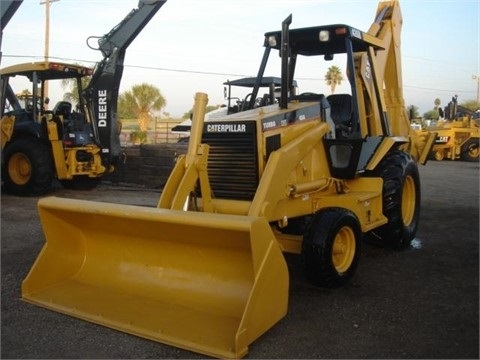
[318,30,329,42]
[268,35,277,47]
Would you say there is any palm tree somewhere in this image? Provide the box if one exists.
[325,66,343,94]
[61,70,91,106]
[118,83,166,131]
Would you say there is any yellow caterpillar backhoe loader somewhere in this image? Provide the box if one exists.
[426,95,479,161]
[22,1,435,358]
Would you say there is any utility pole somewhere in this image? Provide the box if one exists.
[473,74,480,105]
[39,0,59,103]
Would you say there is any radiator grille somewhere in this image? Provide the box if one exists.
[202,121,258,200]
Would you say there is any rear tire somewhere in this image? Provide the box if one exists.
[302,208,361,288]
[365,150,420,249]
[2,138,53,196]
[460,139,479,162]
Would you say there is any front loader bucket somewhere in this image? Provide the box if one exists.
[22,197,289,359]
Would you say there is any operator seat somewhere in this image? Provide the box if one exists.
[53,101,72,120]
[327,94,352,137]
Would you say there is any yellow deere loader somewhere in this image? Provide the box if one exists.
[22,1,435,358]
[0,0,166,195]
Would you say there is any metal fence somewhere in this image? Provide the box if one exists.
[119,119,188,146]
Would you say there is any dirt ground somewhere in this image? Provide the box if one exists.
[1,160,479,359]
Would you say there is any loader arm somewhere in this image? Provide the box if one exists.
[158,92,214,211]
[83,0,167,166]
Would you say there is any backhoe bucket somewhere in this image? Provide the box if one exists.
[22,197,289,359]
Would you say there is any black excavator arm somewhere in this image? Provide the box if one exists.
[82,0,167,166]
[0,0,24,64]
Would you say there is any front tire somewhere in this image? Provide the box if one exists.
[2,138,54,196]
[365,150,420,249]
[434,150,444,161]
[302,208,361,288]
[460,138,479,162]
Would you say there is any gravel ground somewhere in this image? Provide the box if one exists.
[1,160,479,359]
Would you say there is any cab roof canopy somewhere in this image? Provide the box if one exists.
[224,76,297,88]
[0,61,92,81]
[264,24,384,56]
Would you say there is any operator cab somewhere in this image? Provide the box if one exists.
[0,61,95,147]
[262,23,384,138]
[255,19,387,178]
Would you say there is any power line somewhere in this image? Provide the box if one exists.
[404,55,477,73]
[127,64,250,78]
[404,85,476,94]
[2,54,252,78]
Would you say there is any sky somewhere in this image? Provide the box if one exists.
[1,0,479,117]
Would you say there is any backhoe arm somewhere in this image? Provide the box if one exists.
[95,0,166,59]
[366,0,409,137]
[365,0,436,163]
[0,0,23,64]
[83,0,167,166]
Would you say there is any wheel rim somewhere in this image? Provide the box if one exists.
[8,153,32,185]
[401,175,416,226]
[434,151,444,161]
[468,145,479,158]
[332,226,356,273]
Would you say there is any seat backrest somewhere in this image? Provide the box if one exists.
[326,94,352,126]
[53,101,72,120]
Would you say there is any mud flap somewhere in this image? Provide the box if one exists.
[22,197,289,359]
